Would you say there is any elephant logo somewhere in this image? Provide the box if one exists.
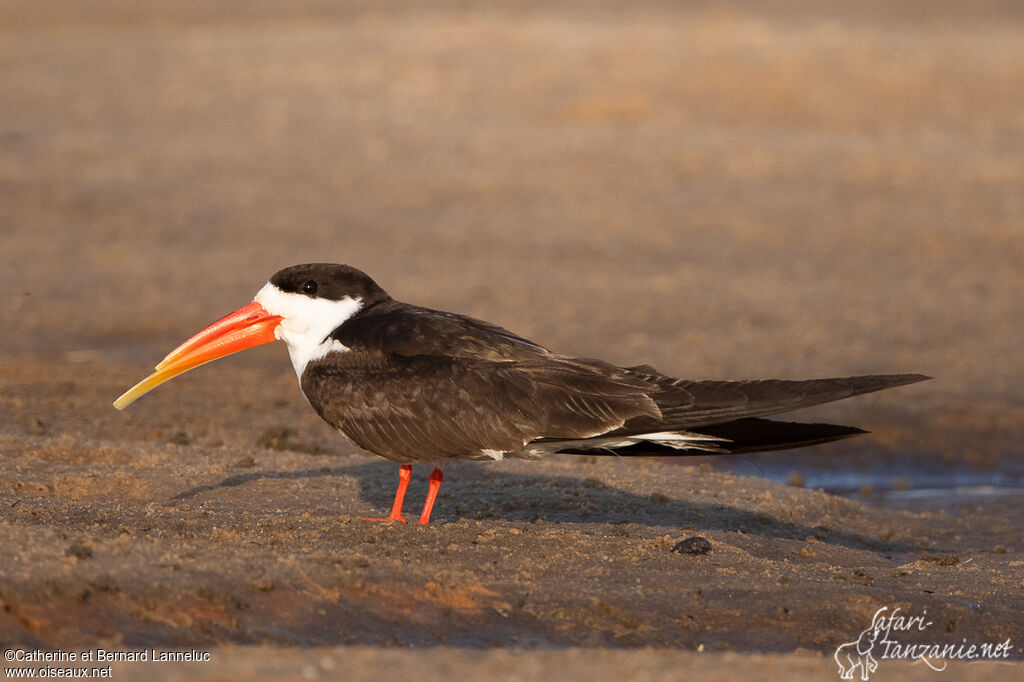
[834,625,881,680]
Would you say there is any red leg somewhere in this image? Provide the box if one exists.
[364,464,411,523]
[417,466,443,525]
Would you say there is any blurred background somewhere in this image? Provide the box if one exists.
[2,0,1022,502]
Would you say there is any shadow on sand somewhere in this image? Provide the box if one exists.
[173,458,938,555]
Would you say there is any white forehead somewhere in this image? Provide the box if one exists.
[254,281,362,322]
[253,282,363,379]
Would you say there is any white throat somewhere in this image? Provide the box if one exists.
[253,282,363,379]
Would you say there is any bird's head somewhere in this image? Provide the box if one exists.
[113,263,388,409]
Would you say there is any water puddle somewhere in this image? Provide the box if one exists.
[707,453,1024,513]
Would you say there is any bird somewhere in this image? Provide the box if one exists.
[114,263,929,525]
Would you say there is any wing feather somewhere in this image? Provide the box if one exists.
[611,373,929,435]
[301,351,661,463]
[303,302,927,461]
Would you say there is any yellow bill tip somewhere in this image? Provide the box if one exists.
[113,371,167,410]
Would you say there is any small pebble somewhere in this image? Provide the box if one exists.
[168,431,191,445]
[671,536,712,555]
[66,543,93,560]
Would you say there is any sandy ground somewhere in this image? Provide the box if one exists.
[1,0,1023,679]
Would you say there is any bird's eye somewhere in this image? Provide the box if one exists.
[301,280,318,295]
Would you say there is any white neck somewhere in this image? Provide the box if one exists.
[253,282,363,380]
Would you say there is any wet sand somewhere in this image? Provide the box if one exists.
[2,0,1023,678]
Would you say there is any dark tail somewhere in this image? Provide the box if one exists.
[560,418,867,456]
[615,372,931,432]
[560,372,930,456]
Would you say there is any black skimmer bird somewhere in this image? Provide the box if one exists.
[115,263,928,524]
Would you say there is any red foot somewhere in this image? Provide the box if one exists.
[417,467,443,525]
[365,464,411,524]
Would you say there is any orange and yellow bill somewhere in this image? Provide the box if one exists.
[113,302,282,410]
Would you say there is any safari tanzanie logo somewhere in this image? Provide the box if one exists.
[834,606,1012,679]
